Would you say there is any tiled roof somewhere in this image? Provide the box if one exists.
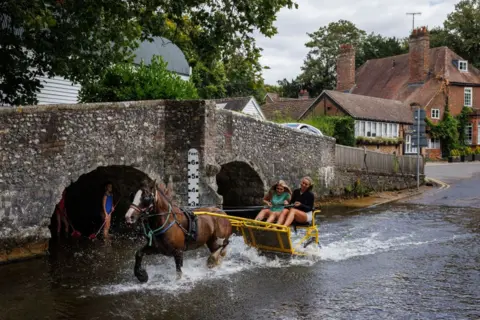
[214,97,251,112]
[301,90,413,124]
[261,99,315,120]
[352,47,480,102]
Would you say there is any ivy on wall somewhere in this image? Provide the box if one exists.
[426,105,471,158]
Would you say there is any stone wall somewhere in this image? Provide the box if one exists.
[329,168,423,198]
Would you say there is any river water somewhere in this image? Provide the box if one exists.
[0,202,478,320]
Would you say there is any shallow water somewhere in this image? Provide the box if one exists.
[0,203,479,320]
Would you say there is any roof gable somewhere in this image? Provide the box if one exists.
[300,90,413,124]
[214,96,265,119]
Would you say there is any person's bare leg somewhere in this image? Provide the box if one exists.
[266,211,278,223]
[276,210,288,225]
[255,209,270,221]
[283,208,307,227]
[103,215,111,239]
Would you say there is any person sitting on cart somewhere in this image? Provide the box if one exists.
[277,176,314,227]
[254,180,292,223]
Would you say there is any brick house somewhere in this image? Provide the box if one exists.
[298,90,413,154]
[336,26,480,158]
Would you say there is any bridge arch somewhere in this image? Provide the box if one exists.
[49,164,159,240]
[215,160,266,208]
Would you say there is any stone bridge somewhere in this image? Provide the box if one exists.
[0,100,336,261]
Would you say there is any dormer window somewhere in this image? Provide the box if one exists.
[459,60,468,72]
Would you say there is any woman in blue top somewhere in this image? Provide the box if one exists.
[255,180,292,223]
[102,182,115,239]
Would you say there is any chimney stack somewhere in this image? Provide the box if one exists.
[298,89,309,100]
[336,44,356,91]
[408,26,430,84]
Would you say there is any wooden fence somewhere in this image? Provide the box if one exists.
[335,145,424,175]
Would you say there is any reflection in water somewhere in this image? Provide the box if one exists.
[0,204,478,320]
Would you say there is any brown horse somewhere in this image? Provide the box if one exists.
[124,178,232,283]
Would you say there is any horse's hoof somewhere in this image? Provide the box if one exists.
[207,255,218,268]
[176,272,183,280]
[135,269,149,283]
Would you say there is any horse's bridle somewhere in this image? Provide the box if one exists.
[128,185,173,220]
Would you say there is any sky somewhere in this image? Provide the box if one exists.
[255,0,460,85]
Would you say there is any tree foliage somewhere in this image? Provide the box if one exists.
[1,0,297,105]
[79,57,198,102]
[426,104,474,158]
[443,0,480,68]
[303,116,355,146]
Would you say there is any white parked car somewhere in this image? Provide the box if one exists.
[281,123,323,136]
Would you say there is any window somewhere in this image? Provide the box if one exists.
[465,124,473,145]
[371,121,377,137]
[431,109,440,119]
[354,121,401,139]
[405,134,418,154]
[464,87,472,107]
[428,138,440,149]
[459,60,468,72]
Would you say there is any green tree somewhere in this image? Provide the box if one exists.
[443,0,480,68]
[426,1,480,68]
[298,20,366,97]
[1,0,297,105]
[224,51,266,102]
[79,57,198,102]
[276,78,303,98]
[361,33,408,63]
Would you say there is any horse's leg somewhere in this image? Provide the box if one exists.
[219,237,230,257]
[134,245,153,283]
[206,237,222,268]
[173,249,184,280]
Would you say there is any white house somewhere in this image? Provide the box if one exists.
[215,97,265,120]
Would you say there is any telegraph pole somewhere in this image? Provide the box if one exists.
[406,12,422,31]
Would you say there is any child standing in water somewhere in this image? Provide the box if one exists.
[102,182,115,239]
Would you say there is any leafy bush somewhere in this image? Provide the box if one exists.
[356,136,403,145]
[474,147,480,155]
[450,149,461,157]
[271,114,355,146]
[80,56,198,102]
[303,116,355,146]
[465,147,474,156]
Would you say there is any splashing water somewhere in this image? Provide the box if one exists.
[93,232,323,296]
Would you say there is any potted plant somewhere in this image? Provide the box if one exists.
[465,147,475,161]
[474,147,480,161]
[449,149,461,162]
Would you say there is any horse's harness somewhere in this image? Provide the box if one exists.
[128,186,198,247]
